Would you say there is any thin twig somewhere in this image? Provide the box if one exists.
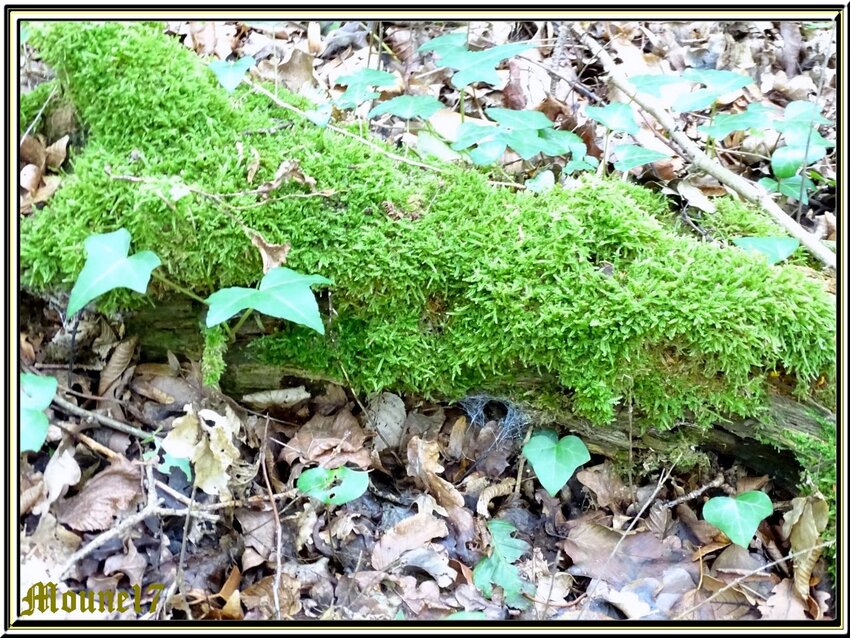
[660,473,725,510]
[21,85,58,140]
[572,25,835,269]
[52,393,154,441]
[577,464,675,620]
[674,540,835,619]
[260,417,284,620]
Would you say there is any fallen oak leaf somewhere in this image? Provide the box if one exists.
[250,231,291,273]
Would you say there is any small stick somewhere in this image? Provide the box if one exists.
[51,394,153,441]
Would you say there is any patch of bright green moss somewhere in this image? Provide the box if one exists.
[21,22,836,433]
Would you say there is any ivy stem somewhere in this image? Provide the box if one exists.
[230,308,254,342]
[151,270,207,304]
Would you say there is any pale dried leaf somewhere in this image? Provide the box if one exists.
[236,508,277,560]
[257,158,316,197]
[20,134,46,167]
[396,546,457,588]
[20,163,42,194]
[577,461,632,510]
[33,447,81,516]
[161,410,200,459]
[476,478,515,517]
[365,392,406,452]
[254,48,316,94]
[246,147,261,184]
[677,180,716,214]
[307,21,323,55]
[32,175,63,205]
[57,457,141,531]
[243,386,308,409]
[242,574,302,618]
[446,415,467,460]
[103,540,146,587]
[282,409,371,469]
[98,336,137,396]
[758,578,808,620]
[371,512,448,570]
[45,134,69,170]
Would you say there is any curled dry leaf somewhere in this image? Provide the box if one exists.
[20,134,46,167]
[103,540,147,588]
[246,147,261,184]
[781,493,829,599]
[45,135,69,170]
[257,158,316,198]
[476,477,516,517]
[250,232,291,274]
[757,578,808,620]
[56,456,142,532]
[242,385,308,409]
[20,163,43,194]
[577,461,633,511]
[364,391,406,452]
[371,512,449,570]
[98,336,138,396]
[242,574,302,619]
[281,408,371,469]
[32,447,81,516]
[254,48,317,93]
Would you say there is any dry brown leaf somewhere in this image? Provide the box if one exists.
[446,416,467,461]
[395,546,457,589]
[249,232,291,274]
[371,512,448,570]
[365,391,406,452]
[676,502,721,545]
[281,408,371,469]
[20,134,46,167]
[758,578,808,620]
[476,478,515,517]
[235,507,277,561]
[57,456,141,531]
[257,159,317,197]
[32,174,63,205]
[45,134,69,170]
[20,163,42,194]
[103,540,147,587]
[406,436,474,546]
[241,574,301,619]
[781,493,829,599]
[675,574,755,620]
[20,458,44,515]
[33,447,81,516]
[242,386,308,409]
[254,48,316,93]
[98,336,137,396]
[182,21,237,60]
[577,461,633,511]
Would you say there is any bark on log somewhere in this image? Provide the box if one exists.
[123,296,833,490]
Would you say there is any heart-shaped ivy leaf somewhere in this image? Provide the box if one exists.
[304,103,332,128]
[209,56,256,93]
[368,95,443,120]
[522,431,590,497]
[335,69,397,109]
[67,228,161,317]
[699,104,778,139]
[417,32,468,56]
[613,144,672,172]
[703,491,773,548]
[526,170,555,193]
[672,69,752,112]
[771,145,827,179]
[485,107,553,131]
[439,42,534,89]
[297,466,369,505]
[20,372,58,452]
[732,236,801,264]
[205,266,331,333]
[629,73,689,98]
[585,103,640,135]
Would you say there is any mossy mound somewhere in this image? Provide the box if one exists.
[22,22,835,431]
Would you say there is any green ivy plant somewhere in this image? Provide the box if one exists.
[66,227,161,318]
[296,466,369,505]
[335,68,397,110]
[731,236,801,264]
[20,372,58,452]
[702,490,773,547]
[472,519,534,609]
[209,55,256,93]
[522,430,590,497]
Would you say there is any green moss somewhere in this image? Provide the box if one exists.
[202,325,228,387]
[21,22,836,434]
[20,80,58,135]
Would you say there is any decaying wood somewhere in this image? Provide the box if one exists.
[123,297,833,490]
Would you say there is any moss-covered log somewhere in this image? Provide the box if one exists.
[22,22,836,482]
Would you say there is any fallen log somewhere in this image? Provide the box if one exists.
[21,22,836,488]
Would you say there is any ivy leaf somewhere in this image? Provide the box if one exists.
[304,103,332,128]
[469,139,508,165]
[368,95,443,120]
[672,69,752,112]
[443,611,488,620]
[526,170,555,193]
[417,32,468,56]
[537,128,586,158]
[485,107,553,130]
[779,100,832,127]
[522,431,590,497]
[205,266,331,333]
[209,55,256,93]
[613,144,673,172]
[703,491,773,548]
[778,123,834,149]
[440,43,534,89]
[732,236,801,264]
[472,520,533,609]
[564,156,598,173]
[699,104,778,139]
[771,145,826,179]
[296,466,369,505]
[335,69,397,109]
[759,176,812,204]
[20,373,58,453]
[450,122,499,151]
[585,103,640,135]
[67,228,161,317]
[500,129,547,160]
[159,451,193,481]
[628,73,688,98]
[415,131,462,162]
